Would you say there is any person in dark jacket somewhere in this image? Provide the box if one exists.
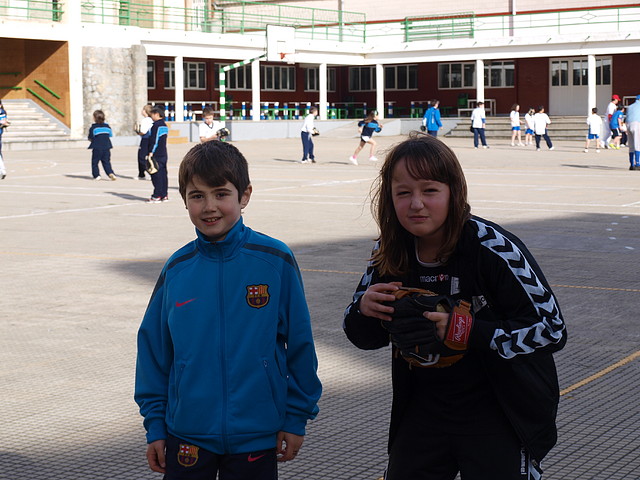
[88,109,115,181]
[146,106,169,202]
[343,133,567,480]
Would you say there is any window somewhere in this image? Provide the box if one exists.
[185,62,206,89]
[596,58,611,86]
[349,66,376,91]
[384,65,418,90]
[572,59,588,86]
[551,60,569,86]
[484,61,514,88]
[260,65,295,91]
[304,68,336,92]
[223,64,253,90]
[438,63,475,89]
[147,60,155,89]
[163,61,206,89]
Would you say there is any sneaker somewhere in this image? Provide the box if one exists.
[511,143,515,147]
[549,147,555,151]
[584,149,589,153]
[596,149,600,153]
[108,173,116,181]
[310,158,316,163]
[146,196,162,203]
[482,145,489,149]
[94,176,101,181]
[299,159,309,164]
[1,173,6,180]
[609,143,616,149]
[369,156,379,162]
[349,156,358,166]
[536,148,541,151]
[161,196,170,202]
[518,143,525,146]
[135,176,145,181]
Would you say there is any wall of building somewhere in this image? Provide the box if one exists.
[83,45,148,136]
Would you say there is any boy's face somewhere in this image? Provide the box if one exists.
[204,115,214,125]
[151,112,161,121]
[185,175,251,242]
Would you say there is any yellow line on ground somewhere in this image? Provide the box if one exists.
[560,351,640,396]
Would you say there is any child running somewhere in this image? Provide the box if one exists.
[343,133,567,480]
[88,109,116,181]
[585,107,603,153]
[349,110,382,165]
[135,140,322,479]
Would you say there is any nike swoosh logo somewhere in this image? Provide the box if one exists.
[247,453,266,462]
[175,298,196,307]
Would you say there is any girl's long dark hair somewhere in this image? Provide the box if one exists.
[370,133,471,277]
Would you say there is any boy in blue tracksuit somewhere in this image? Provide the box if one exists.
[421,99,443,137]
[134,140,322,480]
[88,109,116,180]
[147,106,170,202]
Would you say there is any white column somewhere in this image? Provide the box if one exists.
[65,0,83,138]
[251,58,261,121]
[587,54,597,114]
[174,56,184,121]
[475,59,485,103]
[319,63,328,121]
[376,63,384,119]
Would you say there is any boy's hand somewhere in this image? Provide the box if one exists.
[276,431,304,462]
[146,439,166,473]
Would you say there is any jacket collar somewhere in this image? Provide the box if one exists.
[195,217,248,259]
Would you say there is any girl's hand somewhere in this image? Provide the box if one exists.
[359,282,402,321]
[425,311,449,340]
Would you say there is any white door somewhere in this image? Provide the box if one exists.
[549,57,612,115]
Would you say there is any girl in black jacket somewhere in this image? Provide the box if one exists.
[343,133,567,480]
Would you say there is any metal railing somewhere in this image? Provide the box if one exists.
[0,0,63,22]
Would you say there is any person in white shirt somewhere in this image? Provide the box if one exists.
[603,94,620,148]
[135,104,154,180]
[524,107,535,146]
[300,106,318,163]
[533,105,554,151]
[510,104,524,147]
[584,107,603,153]
[470,101,488,149]
[199,107,223,143]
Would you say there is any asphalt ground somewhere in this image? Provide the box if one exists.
[0,133,639,480]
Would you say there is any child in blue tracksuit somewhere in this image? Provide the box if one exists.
[146,106,169,202]
[349,110,383,165]
[0,100,9,179]
[421,99,443,137]
[134,140,322,480]
[88,110,116,180]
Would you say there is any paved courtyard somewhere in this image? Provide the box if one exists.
[0,132,639,480]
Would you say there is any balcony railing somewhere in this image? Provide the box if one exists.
[0,0,63,22]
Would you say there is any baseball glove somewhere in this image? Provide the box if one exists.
[420,125,427,132]
[217,127,230,138]
[381,287,474,368]
[311,127,320,136]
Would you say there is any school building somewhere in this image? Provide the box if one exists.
[1,0,639,139]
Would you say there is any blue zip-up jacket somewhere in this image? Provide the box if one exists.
[135,217,322,454]
[422,106,443,131]
[358,119,381,138]
[87,123,113,150]
[148,119,169,158]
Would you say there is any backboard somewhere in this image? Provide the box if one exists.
[266,25,296,63]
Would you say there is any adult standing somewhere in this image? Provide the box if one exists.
[603,94,620,148]
[300,106,318,164]
[533,105,554,151]
[422,99,443,137]
[625,94,640,171]
[470,101,488,149]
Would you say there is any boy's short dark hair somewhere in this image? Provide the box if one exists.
[93,110,105,123]
[179,141,250,202]
[150,106,165,118]
[592,107,598,114]
[202,107,215,117]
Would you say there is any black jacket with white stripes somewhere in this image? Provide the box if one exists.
[343,216,567,465]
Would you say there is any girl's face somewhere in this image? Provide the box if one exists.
[391,158,450,248]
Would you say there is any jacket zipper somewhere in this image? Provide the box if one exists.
[217,244,229,452]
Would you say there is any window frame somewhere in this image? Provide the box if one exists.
[348,66,376,92]
[304,67,336,92]
[438,62,475,89]
[384,64,418,91]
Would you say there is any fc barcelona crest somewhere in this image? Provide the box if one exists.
[246,284,270,308]
[177,443,199,467]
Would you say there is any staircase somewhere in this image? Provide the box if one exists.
[0,99,80,150]
[446,116,590,141]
